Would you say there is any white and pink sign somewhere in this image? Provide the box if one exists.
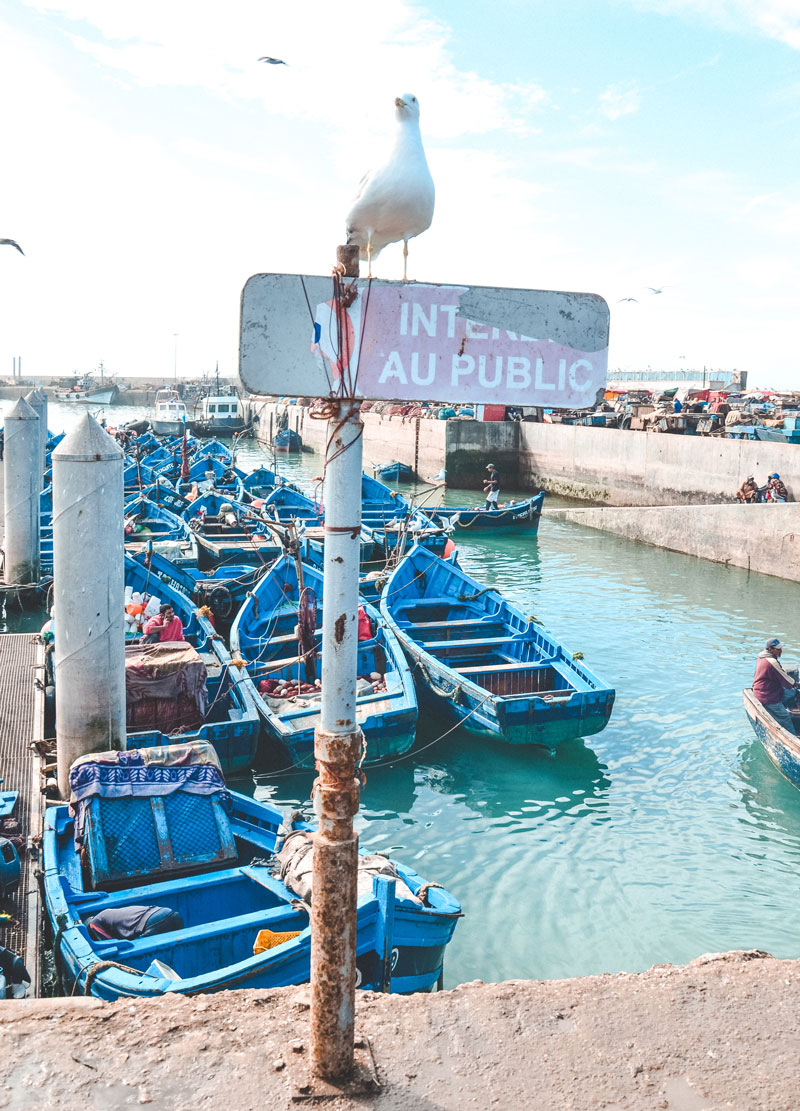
[241,275,609,407]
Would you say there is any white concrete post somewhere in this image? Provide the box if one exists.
[53,413,126,798]
[3,397,40,585]
[24,389,48,487]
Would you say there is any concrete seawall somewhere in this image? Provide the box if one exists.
[518,422,800,506]
[244,398,800,505]
[546,502,800,580]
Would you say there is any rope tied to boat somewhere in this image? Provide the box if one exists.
[77,958,149,996]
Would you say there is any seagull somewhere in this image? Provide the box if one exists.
[258,56,286,65]
[0,239,24,255]
[345,93,435,280]
[647,286,666,294]
[618,297,638,302]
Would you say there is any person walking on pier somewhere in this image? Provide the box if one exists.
[753,638,799,733]
[483,463,500,511]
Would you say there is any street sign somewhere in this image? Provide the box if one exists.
[240,275,609,407]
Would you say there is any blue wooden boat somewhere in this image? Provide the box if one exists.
[743,687,800,789]
[43,743,461,998]
[381,545,615,748]
[273,428,302,452]
[230,554,417,766]
[129,548,265,624]
[241,466,294,502]
[124,553,217,652]
[123,497,192,544]
[374,461,414,483]
[425,492,545,531]
[184,496,283,571]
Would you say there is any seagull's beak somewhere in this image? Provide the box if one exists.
[395,96,406,108]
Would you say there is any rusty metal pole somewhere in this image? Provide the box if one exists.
[310,244,363,1081]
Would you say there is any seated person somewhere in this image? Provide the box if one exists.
[753,638,799,733]
[736,475,759,502]
[142,604,185,643]
[766,473,789,502]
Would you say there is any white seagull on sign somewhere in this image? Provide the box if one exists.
[345,93,434,280]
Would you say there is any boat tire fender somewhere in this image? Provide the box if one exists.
[209,584,233,619]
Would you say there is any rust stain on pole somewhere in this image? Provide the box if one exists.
[310,728,362,1079]
[334,613,346,644]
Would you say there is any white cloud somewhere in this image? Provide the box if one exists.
[624,1,800,50]
[598,84,641,121]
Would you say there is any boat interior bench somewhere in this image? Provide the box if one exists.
[452,659,582,698]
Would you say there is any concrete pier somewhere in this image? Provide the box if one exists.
[3,397,40,585]
[52,414,126,797]
[547,502,800,580]
[24,388,48,485]
[0,951,796,1109]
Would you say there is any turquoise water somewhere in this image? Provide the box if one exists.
[10,400,800,985]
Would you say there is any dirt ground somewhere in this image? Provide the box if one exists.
[0,950,797,1110]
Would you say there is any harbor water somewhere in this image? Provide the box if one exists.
[5,400,800,987]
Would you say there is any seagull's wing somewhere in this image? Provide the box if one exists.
[0,239,24,255]
[618,297,638,302]
[258,56,286,65]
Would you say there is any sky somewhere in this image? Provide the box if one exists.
[1,0,799,389]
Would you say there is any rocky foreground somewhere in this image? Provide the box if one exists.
[0,951,796,1110]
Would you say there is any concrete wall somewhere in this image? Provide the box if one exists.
[520,423,800,506]
[547,502,800,581]
[243,396,800,507]
[245,398,448,478]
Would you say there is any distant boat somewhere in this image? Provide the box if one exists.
[743,687,800,790]
[273,428,302,452]
[373,461,414,483]
[424,492,545,532]
[43,743,461,998]
[381,545,616,749]
[151,389,189,436]
[55,373,117,404]
[189,394,250,436]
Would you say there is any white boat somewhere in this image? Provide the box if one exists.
[151,389,189,435]
[189,394,249,436]
[55,372,117,404]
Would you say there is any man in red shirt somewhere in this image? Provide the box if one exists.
[753,638,798,733]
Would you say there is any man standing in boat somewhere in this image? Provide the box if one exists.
[753,638,799,733]
[483,463,500,511]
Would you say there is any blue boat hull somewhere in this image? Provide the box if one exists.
[743,687,800,789]
[427,492,545,531]
[381,545,615,749]
[230,555,418,766]
[43,792,460,998]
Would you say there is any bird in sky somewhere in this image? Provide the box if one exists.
[258,56,286,65]
[618,297,638,302]
[647,286,666,294]
[345,93,434,280]
[0,239,24,255]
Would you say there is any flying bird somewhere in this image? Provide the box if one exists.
[647,286,666,294]
[618,297,638,302]
[345,93,434,280]
[258,56,286,65]
[0,239,24,255]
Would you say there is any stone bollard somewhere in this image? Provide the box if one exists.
[53,413,126,798]
[24,389,48,487]
[3,397,40,585]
